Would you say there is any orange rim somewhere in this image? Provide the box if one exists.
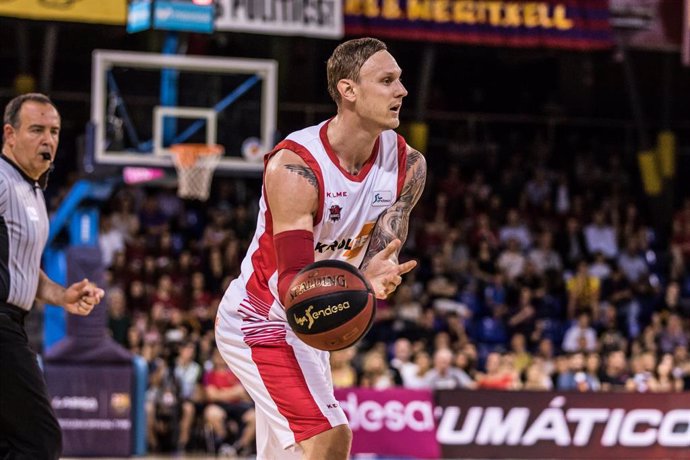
[170,143,224,168]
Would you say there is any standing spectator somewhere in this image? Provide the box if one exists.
[173,342,202,452]
[203,348,256,455]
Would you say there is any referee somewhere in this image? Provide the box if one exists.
[0,93,105,459]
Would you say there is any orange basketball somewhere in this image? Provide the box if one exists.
[285,260,376,351]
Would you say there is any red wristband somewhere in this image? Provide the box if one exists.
[274,229,314,305]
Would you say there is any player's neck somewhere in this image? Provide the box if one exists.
[327,115,379,175]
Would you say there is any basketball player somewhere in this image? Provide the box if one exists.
[215,38,426,459]
[0,93,105,459]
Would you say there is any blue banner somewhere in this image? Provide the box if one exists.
[127,0,152,33]
[153,0,214,33]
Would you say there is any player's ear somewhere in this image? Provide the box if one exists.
[337,79,356,103]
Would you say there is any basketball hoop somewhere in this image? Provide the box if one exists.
[170,143,223,201]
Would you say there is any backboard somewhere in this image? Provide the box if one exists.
[91,50,277,173]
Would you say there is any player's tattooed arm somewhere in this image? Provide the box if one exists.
[284,164,319,191]
[360,147,426,271]
[265,149,319,234]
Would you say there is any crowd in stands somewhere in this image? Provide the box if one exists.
[63,131,690,454]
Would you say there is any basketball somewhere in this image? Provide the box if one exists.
[285,260,376,351]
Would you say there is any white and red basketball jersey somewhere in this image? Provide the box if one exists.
[221,119,407,346]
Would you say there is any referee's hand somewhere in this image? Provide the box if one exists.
[63,278,105,316]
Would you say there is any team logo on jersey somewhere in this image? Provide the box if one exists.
[372,190,393,207]
[328,204,342,222]
[315,222,376,260]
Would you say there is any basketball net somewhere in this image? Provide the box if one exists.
[170,143,223,201]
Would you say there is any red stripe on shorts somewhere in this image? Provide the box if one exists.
[251,344,332,443]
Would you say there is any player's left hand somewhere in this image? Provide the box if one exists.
[361,239,417,299]
[63,278,105,316]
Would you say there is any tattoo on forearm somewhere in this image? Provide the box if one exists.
[360,149,426,270]
[284,164,319,190]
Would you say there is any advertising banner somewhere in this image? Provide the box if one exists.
[214,0,343,38]
[610,0,683,51]
[0,0,126,25]
[345,0,613,50]
[436,390,690,459]
[335,388,440,459]
[45,364,133,457]
[153,0,214,33]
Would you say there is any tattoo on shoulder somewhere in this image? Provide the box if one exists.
[406,149,423,172]
[284,164,319,190]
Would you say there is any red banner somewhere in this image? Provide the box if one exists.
[436,390,690,459]
[335,388,440,459]
[344,0,613,50]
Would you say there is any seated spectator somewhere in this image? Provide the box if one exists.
[359,349,401,389]
[656,280,690,321]
[390,338,417,378]
[528,230,563,276]
[655,353,683,392]
[659,313,689,355]
[425,348,476,390]
[599,350,629,391]
[107,287,131,347]
[330,348,358,389]
[202,348,255,455]
[562,312,597,353]
[584,210,618,259]
[499,209,532,250]
[508,333,532,375]
[475,352,520,390]
[566,260,601,321]
[618,236,649,285]
[557,352,598,391]
[523,359,553,390]
[625,353,659,393]
[496,238,526,281]
[588,252,612,281]
[402,350,433,389]
[472,239,498,284]
[507,287,537,339]
[556,216,588,270]
[584,353,602,391]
